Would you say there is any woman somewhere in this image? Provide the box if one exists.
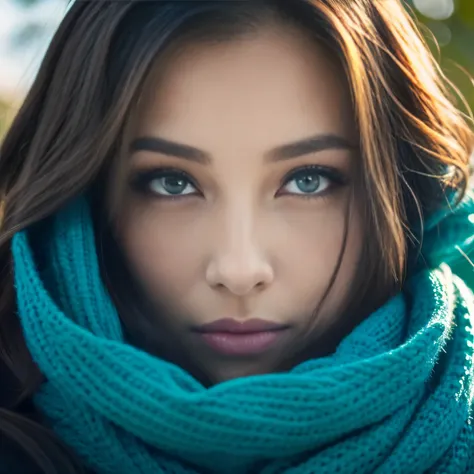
[0,0,473,473]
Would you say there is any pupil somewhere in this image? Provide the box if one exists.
[163,176,187,194]
[296,173,319,193]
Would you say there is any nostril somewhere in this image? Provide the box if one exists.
[205,256,274,296]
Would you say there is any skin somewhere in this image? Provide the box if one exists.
[114,25,364,384]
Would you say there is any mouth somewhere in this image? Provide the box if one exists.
[192,318,290,356]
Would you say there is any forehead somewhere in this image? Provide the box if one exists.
[135,26,356,153]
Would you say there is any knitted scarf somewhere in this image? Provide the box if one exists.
[12,193,474,474]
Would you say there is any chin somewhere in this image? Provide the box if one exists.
[200,359,281,385]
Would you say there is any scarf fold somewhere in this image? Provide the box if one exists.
[12,192,474,474]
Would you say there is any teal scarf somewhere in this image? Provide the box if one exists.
[12,193,474,474]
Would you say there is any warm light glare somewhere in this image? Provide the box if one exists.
[427,21,452,46]
[413,0,455,21]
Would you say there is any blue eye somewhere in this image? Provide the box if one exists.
[284,171,326,195]
[149,175,196,196]
[130,169,198,197]
[280,166,347,197]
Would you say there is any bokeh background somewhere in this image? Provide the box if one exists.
[0,0,473,139]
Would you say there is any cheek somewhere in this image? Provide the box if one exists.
[278,204,363,310]
[116,205,207,298]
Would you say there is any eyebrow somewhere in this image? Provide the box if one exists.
[130,133,356,164]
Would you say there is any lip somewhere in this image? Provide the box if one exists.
[195,318,288,334]
[193,318,290,356]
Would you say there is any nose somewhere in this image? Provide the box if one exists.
[205,209,274,296]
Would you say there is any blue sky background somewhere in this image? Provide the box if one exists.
[0,0,66,98]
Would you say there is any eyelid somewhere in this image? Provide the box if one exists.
[131,167,197,183]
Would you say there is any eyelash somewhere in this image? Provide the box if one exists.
[129,165,348,201]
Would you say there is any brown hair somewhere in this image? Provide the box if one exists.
[0,1,472,472]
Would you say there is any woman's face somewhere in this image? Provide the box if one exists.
[114,25,364,384]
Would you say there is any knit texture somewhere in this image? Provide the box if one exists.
[11,192,474,474]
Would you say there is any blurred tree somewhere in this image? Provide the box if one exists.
[405,0,474,113]
[13,0,41,6]
[0,99,15,140]
[0,100,12,133]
